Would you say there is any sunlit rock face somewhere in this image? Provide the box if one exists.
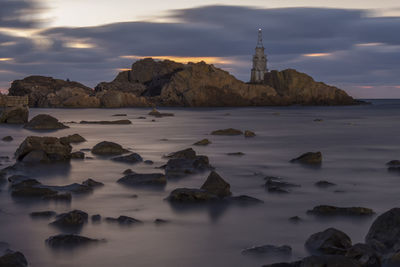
[8,58,358,107]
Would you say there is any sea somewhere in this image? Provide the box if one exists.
[1,99,400,266]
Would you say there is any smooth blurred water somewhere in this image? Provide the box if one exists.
[1,100,400,266]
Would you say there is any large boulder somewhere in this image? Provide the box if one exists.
[24,114,68,130]
[308,205,375,217]
[0,106,28,124]
[0,250,28,267]
[91,141,129,155]
[305,228,352,255]
[15,136,72,162]
[50,210,88,229]
[200,171,231,197]
[46,234,101,248]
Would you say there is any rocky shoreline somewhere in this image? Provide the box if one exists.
[2,58,360,108]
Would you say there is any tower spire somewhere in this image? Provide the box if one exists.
[256,28,263,48]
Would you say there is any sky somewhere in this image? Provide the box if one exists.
[0,0,400,98]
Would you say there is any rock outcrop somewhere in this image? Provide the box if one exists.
[0,106,29,124]
[24,114,68,130]
[7,58,359,107]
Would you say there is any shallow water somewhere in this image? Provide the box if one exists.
[1,100,400,266]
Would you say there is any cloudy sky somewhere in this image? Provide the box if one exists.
[0,0,399,98]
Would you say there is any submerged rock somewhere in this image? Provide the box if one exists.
[105,216,142,225]
[164,148,196,159]
[0,249,28,267]
[244,130,256,138]
[148,108,174,117]
[46,234,101,248]
[79,120,132,125]
[0,106,29,124]
[91,141,129,155]
[242,244,292,256]
[167,188,218,203]
[211,128,243,135]
[290,152,322,165]
[386,160,400,166]
[24,114,68,130]
[154,218,169,225]
[315,180,336,188]
[265,176,300,193]
[2,136,13,142]
[305,228,352,255]
[91,214,101,222]
[227,195,264,205]
[117,173,166,187]
[227,152,245,156]
[30,211,57,218]
[193,139,211,146]
[82,179,104,188]
[15,136,72,162]
[50,210,88,228]
[200,171,231,197]
[112,153,143,164]
[60,134,86,144]
[345,243,381,267]
[308,205,374,217]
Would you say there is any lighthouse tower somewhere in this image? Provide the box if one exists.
[250,29,268,83]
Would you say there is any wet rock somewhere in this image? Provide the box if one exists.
[227,195,264,205]
[46,234,101,249]
[11,179,59,198]
[193,139,211,146]
[0,106,29,124]
[305,227,352,255]
[43,192,72,201]
[166,188,218,203]
[154,219,169,225]
[91,141,129,155]
[15,136,72,162]
[91,214,101,222]
[345,243,381,267]
[267,186,290,193]
[387,251,400,267]
[315,180,336,188]
[112,153,143,164]
[244,130,256,138]
[123,168,133,175]
[314,119,324,122]
[60,134,86,144]
[388,166,400,172]
[144,160,154,165]
[112,114,127,117]
[117,172,166,187]
[82,178,104,188]
[148,108,174,117]
[227,152,245,156]
[300,255,360,267]
[30,211,57,218]
[137,116,146,119]
[290,152,322,165]
[164,148,196,159]
[24,114,68,130]
[365,208,400,253]
[289,216,302,223]
[0,249,28,267]
[211,128,243,135]
[200,171,231,197]
[71,151,85,159]
[265,177,300,193]
[50,210,88,228]
[21,150,50,163]
[308,205,374,217]
[79,120,132,125]
[242,244,292,256]
[2,136,13,142]
[105,216,142,225]
[386,160,400,166]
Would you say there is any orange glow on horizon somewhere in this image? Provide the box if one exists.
[120,55,234,65]
[0,58,13,62]
[303,53,331,57]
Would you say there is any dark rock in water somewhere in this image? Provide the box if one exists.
[227,152,245,156]
[244,130,256,138]
[82,179,104,188]
[148,108,174,117]
[123,168,133,175]
[242,244,292,256]
[386,160,400,166]
[167,188,218,203]
[227,195,264,205]
[46,234,101,248]
[164,148,212,179]
[289,216,302,223]
[315,180,336,188]
[2,136,13,142]
[0,249,28,267]
[91,214,101,222]
[164,148,196,159]
[290,152,322,165]
[200,171,231,197]
[308,205,374,217]
[264,255,360,267]
[144,160,154,165]
[117,173,166,187]
[305,227,352,255]
[21,150,51,163]
[24,114,68,130]
[30,211,57,218]
[387,251,400,267]
[0,106,29,124]
[193,139,211,146]
[11,179,59,198]
[267,186,290,194]
[91,141,129,155]
[211,128,243,135]
[345,243,381,267]
[60,134,86,144]
[112,114,127,116]
[365,208,400,254]
[105,216,142,225]
[388,166,400,172]
[51,183,93,194]
[15,136,72,162]
[50,210,88,228]
[154,218,169,225]
[112,153,143,164]
[79,120,132,125]
[43,192,72,201]
[265,177,300,193]
[71,151,85,159]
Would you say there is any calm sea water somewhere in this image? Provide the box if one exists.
[1,99,400,266]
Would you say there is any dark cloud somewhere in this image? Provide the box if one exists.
[1,5,400,98]
[0,0,46,28]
